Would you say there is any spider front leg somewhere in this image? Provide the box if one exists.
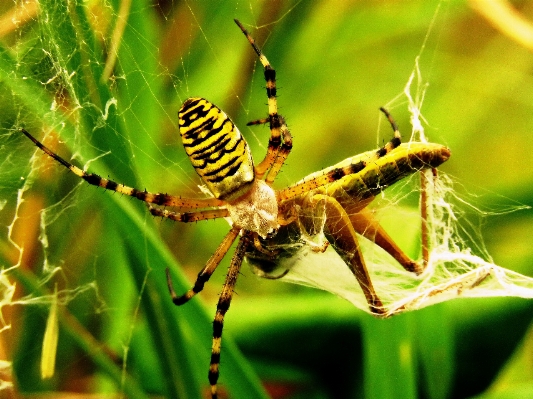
[166,226,240,306]
[147,204,229,223]
[234,19,293,182]
[21,129,224,209]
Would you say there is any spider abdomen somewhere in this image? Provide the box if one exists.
[179,97,255,201]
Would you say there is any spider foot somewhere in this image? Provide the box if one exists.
[165,268,198,306]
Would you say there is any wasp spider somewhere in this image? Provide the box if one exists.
[21,19,450,399]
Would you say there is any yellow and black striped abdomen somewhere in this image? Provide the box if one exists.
[179,97,255,201]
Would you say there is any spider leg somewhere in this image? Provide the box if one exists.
[234,19,293,181]
[209,232,251,399]
[309,194,385,315]
[21,129,223,209]
[166,226,240,306]
[265,119,292,184]
[148,204,229,223]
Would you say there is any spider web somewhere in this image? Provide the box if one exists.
[278,12,533,315]
[1,0,532,396]
[280,142,533,316]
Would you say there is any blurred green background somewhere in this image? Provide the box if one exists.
[1,0,533,398]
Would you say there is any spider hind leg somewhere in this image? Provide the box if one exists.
[166,227,240,306]
[209,232,251,399]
